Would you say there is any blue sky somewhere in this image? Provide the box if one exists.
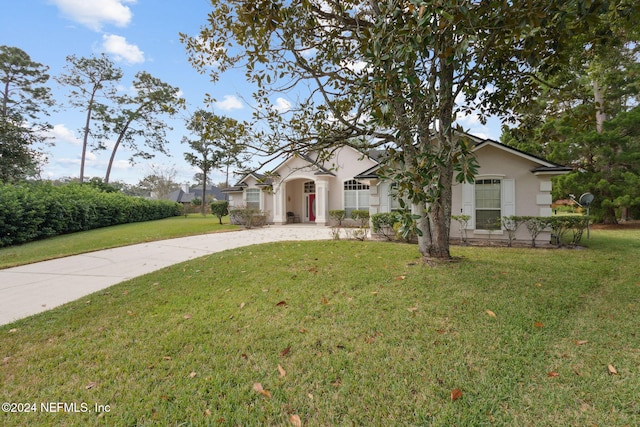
[2,0,501,186]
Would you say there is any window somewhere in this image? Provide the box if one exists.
[304,181,315,193]
[389,183,407,211]
[344,179,369,217]
[475,179,501,230]
[246,188,260,210]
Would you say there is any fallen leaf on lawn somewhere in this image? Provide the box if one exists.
[276,300,287,306]
[535,283,543,287]
[393,275,406,281]
[547,371,560,377]
[253,382,271,398]
[8,328,17,333]
[370,291,378,295]
[278,364,286,377]
[307,393,314,400]
[321,297,329,304]
[332,378,342,387]
[289,414,302,426]
[189,371,197,378]
[184,314,192,319]
[407,307,418,312]
[163,356,172,360]
[486,310,497,318]
[608,364,618,375]
[534,321,544,328]
[239,302,245,309]
[204,409,211,416]
[280,346,291,357]
[574,340,589,345]
[85,381,97,389]
[451,388,463,401]
[299,328,307,333]
[122,290,129,295]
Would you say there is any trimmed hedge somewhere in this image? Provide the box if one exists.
[0,182,181,247]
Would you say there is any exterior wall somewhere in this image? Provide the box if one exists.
[369,144,558,244]
[450,144,554,243]
[272,148,378,225]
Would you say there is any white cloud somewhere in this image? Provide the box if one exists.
[50,0,136,31]
[102,34,145,64]
[274,97,292,113]
[214,95,243,111]
[48,124,81,145]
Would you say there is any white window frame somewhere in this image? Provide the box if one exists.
[245,188,261,210]
[344,179,369,217]
[461,176,514,232]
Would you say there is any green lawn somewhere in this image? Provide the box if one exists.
[1,229,638,426]
[0,215,237,269]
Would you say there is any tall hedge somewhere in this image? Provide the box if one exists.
[0,182,181,247]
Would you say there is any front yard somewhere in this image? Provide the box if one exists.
[1,228,638,426]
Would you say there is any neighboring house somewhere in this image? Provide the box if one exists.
[168,184,226,205]
[223,134,571,243]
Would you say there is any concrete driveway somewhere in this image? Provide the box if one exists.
[0,225,336,326]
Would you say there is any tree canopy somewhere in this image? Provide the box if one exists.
[183,110,246,215]
[183,0,632,258]
[0,45,54,182]
[503,3,640,222]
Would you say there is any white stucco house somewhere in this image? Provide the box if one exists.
[223,134,571,243]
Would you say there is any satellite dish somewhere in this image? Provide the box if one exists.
[579,193,594,206]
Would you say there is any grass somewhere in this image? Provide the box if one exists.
[0,215,237,269]
[1,229,639,426]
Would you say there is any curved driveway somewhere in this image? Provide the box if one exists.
[0,225,335,326]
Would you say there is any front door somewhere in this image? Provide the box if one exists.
[308,194,316,221]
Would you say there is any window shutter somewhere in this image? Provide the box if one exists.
[462,183,474,229]
[502,179,515,217]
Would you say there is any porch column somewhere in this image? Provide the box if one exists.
[273,179,287,224]
[315,178,329,225]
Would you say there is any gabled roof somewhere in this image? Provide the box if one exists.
[473,139,571,172]
[168,186,226,201]
[223,172,274,193]
[355,137,571,179]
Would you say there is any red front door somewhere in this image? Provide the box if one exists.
[308,194,316,221]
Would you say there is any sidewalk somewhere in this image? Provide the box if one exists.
[0,225,335,326]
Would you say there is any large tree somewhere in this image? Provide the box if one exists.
[0,46,54,182]
[97,71,184,183]
[183,110,245,215]
[503,2,640,223]
[137,164,180,199]
[182,0,623,259]
[56,54,122,183]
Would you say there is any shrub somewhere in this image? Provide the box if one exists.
[522,216,551,248]
[329,210,346,226]
[371,212,398,241]
[351,209,370,227]
[210,200,229,225]
[451,214,471,245]
[547,215,590,246]
[501,215,525,247]
[229,208,267,228]
[0,182,181,247]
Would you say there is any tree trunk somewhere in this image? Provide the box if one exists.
[104,122,131,183]
[593,78,617,224]
[201,170,207,216]
[80,88,98,183]
[416,163,454,260]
